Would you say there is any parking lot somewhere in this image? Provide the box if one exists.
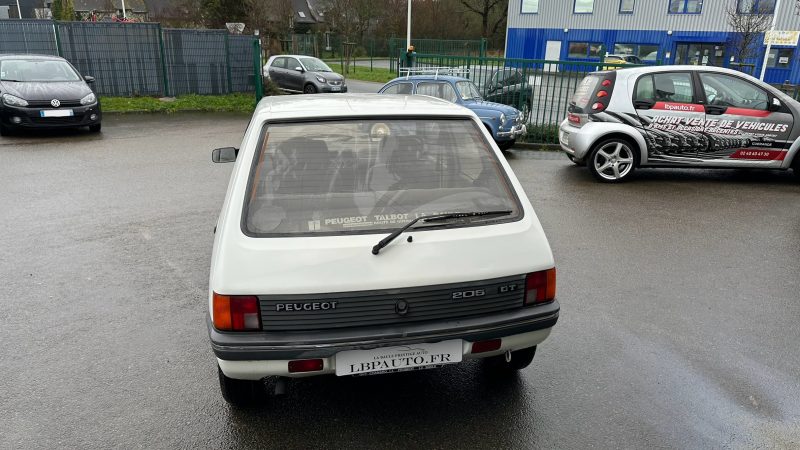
[1,113,799,448]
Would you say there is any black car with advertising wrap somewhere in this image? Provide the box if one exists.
[0,54,102,136]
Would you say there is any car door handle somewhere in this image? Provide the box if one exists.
[705,105,727,115]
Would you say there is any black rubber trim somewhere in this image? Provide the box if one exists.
[209,300,559,360]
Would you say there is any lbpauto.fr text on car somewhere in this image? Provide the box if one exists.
[208,94,558,407]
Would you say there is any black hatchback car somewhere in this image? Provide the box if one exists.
[0,54,101,135]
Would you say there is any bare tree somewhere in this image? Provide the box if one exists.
[726,0,773,63]
[459,0,507,39]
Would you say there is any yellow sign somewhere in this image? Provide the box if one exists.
[764,30,800,46]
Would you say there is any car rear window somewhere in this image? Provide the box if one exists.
[571,75,600,108]
[243,118,522,236]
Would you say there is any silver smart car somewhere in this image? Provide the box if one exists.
[559,65,800,182]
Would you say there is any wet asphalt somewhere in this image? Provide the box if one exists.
[1,113,799,449]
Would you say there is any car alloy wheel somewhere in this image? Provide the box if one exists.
[590,140,635,182]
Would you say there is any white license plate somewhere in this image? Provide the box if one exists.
[40,110,73,118]
[330,86,341,91]
[335,340,463,376]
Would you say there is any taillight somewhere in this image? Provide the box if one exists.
[596,90,608,98]
[213,293,261,331]
[567,113,581,125]
[601,79,612,87]
[288,359,324,373]
[591,102,605,111]
[524,268,556,305]
[471,339,502,354]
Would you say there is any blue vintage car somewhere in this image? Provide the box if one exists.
[378,73,527,150]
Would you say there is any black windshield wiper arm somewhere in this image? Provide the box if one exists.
[371,210,512,255]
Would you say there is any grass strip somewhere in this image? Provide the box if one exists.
[101,93,256,114]
[324,63,396,84]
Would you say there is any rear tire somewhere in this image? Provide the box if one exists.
[485,346,537,371]
[587,138,637,183]
[498,139,516,151]
[303,84,317,94]
[0,124,9,137]
[89,123,101,133]
[218,366,264,407]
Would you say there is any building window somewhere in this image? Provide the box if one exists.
[568,42,603,59]
[574,0,594,14]
[767,48,793,68]
[620,0,635,13]
[614,43,659,62]
[737,0,775,14]
[668,0,703,14]
[521,0,539,13]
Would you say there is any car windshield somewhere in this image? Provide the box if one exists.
[456,81,483,100]
[300,57,332,72]
[469,68,494,88]
[244,118,522,236]
[0,59,81,82]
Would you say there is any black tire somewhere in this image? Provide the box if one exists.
[303,83,317,94]
[587,137,638,183]
[498,139,516,151]
[0,123,9,137]
[520,100,531,121]
[567,154,586,166]
[218,366,264,407]
[485,346,537,371]
[89,123,102,133]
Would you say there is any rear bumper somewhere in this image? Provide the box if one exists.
[0,103,101,129]
[211,301,559,379]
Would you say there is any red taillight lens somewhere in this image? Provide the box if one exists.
[567,113,581,125]
[591,102,605,111]
[213,293,261,331]
[471,339,502,354]
[601,79,612,87]
[524,268,556,305]
[596,90,608,98]
[288,359,324,373]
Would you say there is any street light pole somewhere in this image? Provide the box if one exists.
[406,0,411,49]
[121,0,127,19]
[16,0,21,18]
[759,0,781,81]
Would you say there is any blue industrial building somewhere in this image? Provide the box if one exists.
[505,0,800,84]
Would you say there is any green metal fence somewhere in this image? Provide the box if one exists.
[388,38,486,72]
[407,53,636,144]
[0,19,260,98]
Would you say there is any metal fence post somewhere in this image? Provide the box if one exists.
[157,24,170,97]
[53,20,62,56]
[253,38,263,104]
[224,33,232,94]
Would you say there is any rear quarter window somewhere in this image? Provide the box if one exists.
[571,75,600,108]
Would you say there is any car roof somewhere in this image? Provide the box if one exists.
[0,54,67,61]
[615,65,753,76]
[387,75,468,83]
[270,55,319,59]
[254,93,473,119]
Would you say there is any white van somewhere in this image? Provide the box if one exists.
[209,94,559,406]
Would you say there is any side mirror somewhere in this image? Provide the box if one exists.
[768,97,782,112]
[294,66,304,72]
[212,147,238,163]
[83,75,95,83]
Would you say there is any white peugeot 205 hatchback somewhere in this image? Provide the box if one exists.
[208,94,558,406]
[559,65,800,182]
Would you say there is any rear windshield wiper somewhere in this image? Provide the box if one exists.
[371,210,513,255]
